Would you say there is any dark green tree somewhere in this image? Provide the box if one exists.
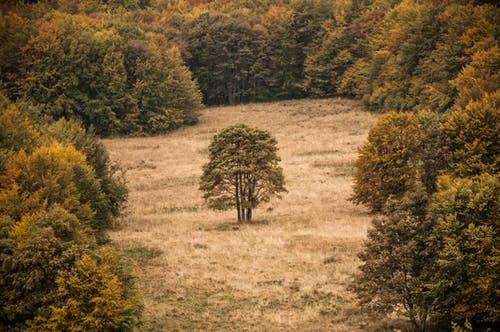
[186,13,268,105]
[200,124,286,223]
[131,41,203,134]
[261,5,303,99]
[353,183,439,332]
[303,27,354,97]
[0,11,31,100]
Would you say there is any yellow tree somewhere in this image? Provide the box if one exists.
[28,247,142,331]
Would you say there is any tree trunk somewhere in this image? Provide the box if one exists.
[239,173,245,222]
[247,177,255,223]
[235,176,241,223]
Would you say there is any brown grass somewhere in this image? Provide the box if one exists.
[103,98,386,331]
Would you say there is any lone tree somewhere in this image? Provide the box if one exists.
[200,124,286,223]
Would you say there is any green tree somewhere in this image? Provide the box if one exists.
[337,0,395,98]
[186,12,268,104]
[0,144,117,240]
[0,207,88,328]
[303,27,353,97]
[363,0,442,112]
[44,119,128,231]
[18,12,136,136]
[261,5,303,99]
[0,11,31,100]
[353,183,439,332]
[441,90,500,177]
[131,40,202,134]
[0,144,93,223]
[430,174,499,327]
[200,124,286,223]
[409,3,497,113]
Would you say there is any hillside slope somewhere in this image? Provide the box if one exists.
[104,99,381,331]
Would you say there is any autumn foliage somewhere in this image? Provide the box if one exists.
[0,100,141,330]
[0,0,498,330]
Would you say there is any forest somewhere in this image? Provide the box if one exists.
[0,0,498,331]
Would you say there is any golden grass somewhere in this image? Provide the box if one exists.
[103,98,384,331]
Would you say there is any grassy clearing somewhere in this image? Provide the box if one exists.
[104,98,389,331]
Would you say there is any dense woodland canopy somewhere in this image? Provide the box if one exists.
[1,0,498,133]
[0,96,142,330]
[0,0,499,331]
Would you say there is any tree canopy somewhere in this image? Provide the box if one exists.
[0,98,140,330]
[1,0,498,115]
[1,0,499,330]
[200,124,286,223]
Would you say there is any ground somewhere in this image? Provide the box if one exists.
[104,98,395,331]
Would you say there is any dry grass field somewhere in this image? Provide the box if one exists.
[104,98,387,331]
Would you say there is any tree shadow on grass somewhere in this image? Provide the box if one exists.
[199,219,270,232]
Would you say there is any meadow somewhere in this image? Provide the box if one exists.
[104,98,385,331]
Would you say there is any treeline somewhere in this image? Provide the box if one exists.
[183,0,498,112]
[1,0,202,136]
[348,10,499,332]
[0,95,142,330]
[2,0,498,134]
[1,1,498,330]
[352,96,499,331]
